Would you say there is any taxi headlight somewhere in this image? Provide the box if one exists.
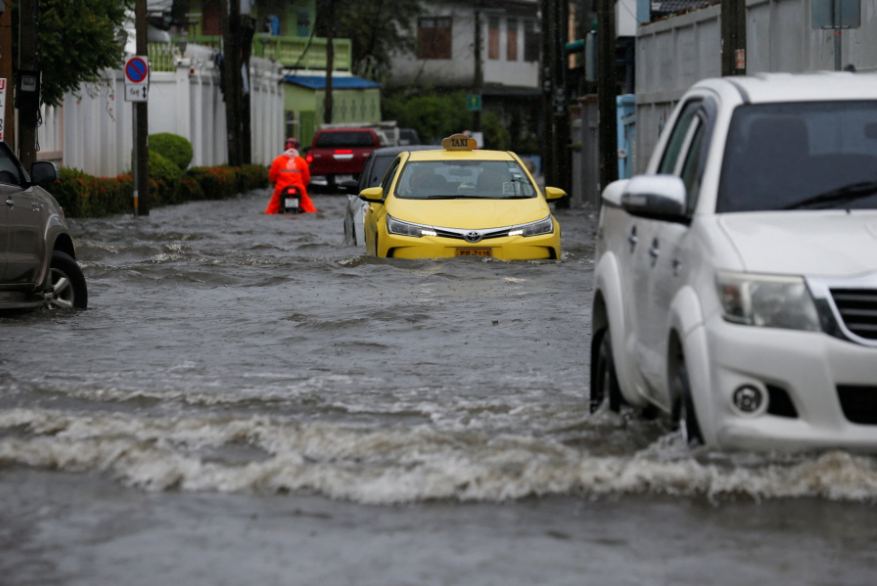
[509,216,554,237]
[716,271,821,331]
[387,215,436,238]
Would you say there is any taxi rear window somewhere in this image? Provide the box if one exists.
[395,161,535,200]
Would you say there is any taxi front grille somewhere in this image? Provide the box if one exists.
[830,288,877,340]
[433,228,512,241]
[837,385,877,425]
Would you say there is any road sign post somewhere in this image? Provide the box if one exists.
[0,79,6,142]
[125,54,150,215]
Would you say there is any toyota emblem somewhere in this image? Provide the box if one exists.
[465,231,483,243]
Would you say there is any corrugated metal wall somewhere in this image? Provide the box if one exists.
[634,0,877,174]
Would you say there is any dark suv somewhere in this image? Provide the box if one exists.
[0,142,87,310]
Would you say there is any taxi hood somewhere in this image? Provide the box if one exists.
[389,197,550,229]
[717,212,877,276]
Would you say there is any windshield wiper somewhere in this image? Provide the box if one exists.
[784,180,877,210]
[426,195,485,199]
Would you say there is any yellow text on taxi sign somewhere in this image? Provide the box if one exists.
[441,134,478,151]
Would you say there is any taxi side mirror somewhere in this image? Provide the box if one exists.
[544,186,566,200]
[359,186,384,203]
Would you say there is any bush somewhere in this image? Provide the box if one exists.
[149,133,194,171]
[44,164,269,218]
[148,150,183,205]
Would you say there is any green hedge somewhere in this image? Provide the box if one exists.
[150,133,194,171]
[46,163,269,218]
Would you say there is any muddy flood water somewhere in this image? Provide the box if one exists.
[1,189,876,585]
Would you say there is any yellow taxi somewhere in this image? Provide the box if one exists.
[359,134,564,260]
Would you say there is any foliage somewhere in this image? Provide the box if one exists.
[317,0,423,81]
[382,88,473,145]
[149,133,194,171]
[481,111,511,151]
[13,0,134,107]
[44,164,269,218]
[148,150,184,205]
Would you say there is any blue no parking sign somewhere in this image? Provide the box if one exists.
[125,56,149,102]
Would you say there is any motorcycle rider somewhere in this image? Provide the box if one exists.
[266,138,316,214]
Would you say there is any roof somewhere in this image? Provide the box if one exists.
[696,71,877,105]
[284,75,382,90]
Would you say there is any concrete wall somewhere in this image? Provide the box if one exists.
[633,0,877,174]
[40,50,283,177]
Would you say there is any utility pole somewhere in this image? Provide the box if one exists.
[597,0,618,191]
[473,6,482,131]
[323,0,334,125]
[1,4,14,151]
[721,0,746,76]
[540,0,557,188]
[240,11,255,164]
[554,0,571,204]
[17,0,39,168]
[222,0,244,166]
[134,0,150,215]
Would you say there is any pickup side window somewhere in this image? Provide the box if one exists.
[658,100,702,175]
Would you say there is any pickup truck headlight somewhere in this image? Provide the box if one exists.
[508,216,554,237]
[716,271,821,331]
[387,215,436,238]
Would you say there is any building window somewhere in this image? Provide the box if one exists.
[418,17,452,60]
[202,0,221,36]
[524,19,540,62]
[507,18,518,61]
[488,17,500,60]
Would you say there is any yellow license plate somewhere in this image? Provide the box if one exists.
[456,248,492,257]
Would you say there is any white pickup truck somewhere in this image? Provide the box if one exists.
[591,72,877,452]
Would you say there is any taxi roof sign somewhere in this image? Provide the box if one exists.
[441,134,478,151]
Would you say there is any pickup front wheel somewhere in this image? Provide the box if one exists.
[45,250,88,309]
[590,330,622,414]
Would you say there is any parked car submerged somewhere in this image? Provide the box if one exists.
[591,72,877,452]
[358,134,564,260]
[342,145,437,246]
[0,142,88,310]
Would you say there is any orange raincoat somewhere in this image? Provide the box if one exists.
[266,148,316,213]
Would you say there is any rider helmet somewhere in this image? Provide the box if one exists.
[285,137,300,150]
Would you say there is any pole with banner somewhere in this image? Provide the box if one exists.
[125,54,150,216]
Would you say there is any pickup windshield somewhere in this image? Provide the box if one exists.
[717,101,877,212]
[395,160,536,200]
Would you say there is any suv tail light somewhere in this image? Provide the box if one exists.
[305,153,313,164]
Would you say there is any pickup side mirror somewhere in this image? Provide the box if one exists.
[618,174,687,222]
[30,161,59,185]
[544,186,566,200]
[359,186,384,203]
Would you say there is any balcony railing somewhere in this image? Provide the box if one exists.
[252,34,352,71]
[155,33,353,72]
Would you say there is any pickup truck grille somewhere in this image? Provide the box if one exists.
[830,288,877,340]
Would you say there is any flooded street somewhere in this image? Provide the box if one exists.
[2,189,876,585]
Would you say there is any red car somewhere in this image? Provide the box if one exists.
[305,128,382,188]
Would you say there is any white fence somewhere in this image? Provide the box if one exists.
[634,0,877,174]
[38,47,284,177]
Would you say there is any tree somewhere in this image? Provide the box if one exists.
[317,0,423,80]
[14,0,133,107]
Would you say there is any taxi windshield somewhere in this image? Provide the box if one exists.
[718,101,877,212]
[395,160,536,200]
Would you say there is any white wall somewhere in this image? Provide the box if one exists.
[42,50,283,177]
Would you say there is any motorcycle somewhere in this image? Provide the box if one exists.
[279,185,303,214]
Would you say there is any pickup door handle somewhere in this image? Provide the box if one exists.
[649,239,660,265]
[627,226,638,248]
